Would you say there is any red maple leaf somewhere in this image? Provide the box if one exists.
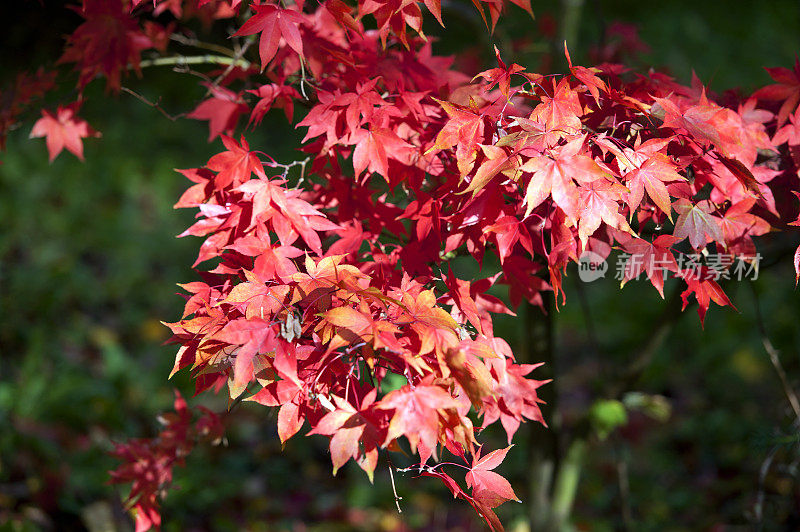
[678,268,735,327]
[529,78,583,143]
[248,82,301,125]
[773,105,800,147]
[753,56,800,127]
[333,79,387,133]
[322,0,360,32]
[500,255,551,309]
[653,93,749,159]
[223,275,292,318]
[328,220,366,256]
[429,98,486,177]
[577,177,631,247]
[564,42,608,103]
[29,105,99,162]
[624,153,684,219]
[109,390,216,532]
[187,84,249,142]
[308,389,387,479]
[717,197,770,243]
[617,234,679,297]
[291,254,364,301]
[233,3,305,71]
[214,317,278,396]
[474,47,526,99]
[521,136,608,222]
[466,446,520,508]
[672,199,724,250]
[483,215,534,264]
[420,466,505,532]
[378,382,459,456]
[58,0,152,91]
[247,343,309,443]
[482,358,548,443]
[350,127,413,179]
[463,144,521,197]
[206,135,266,189]
[396,288,459,356]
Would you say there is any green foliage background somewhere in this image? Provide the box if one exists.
[1,1,799,530]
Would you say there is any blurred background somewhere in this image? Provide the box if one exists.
[1,0,799,530]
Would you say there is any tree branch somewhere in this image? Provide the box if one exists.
[138,55,252,70]
[170,34,238,58]
[120,87,184,121]
[750,282,800,423]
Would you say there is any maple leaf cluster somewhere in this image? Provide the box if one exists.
[160,22,548,518]
[109,391,223,532]
[6,0,800,530]
[0,68,55,150]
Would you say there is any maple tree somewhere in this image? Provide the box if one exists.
[4,0,800,530]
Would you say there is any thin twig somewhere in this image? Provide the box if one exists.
[213,35,256,86]
[170,33,238,57]
[267,156,311,183]
[173,64,215,84]
[387,461,403,513]
[120,86,184,121]
[754,445,778,529]
[750,282,800,423]
[299,57,310,100]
